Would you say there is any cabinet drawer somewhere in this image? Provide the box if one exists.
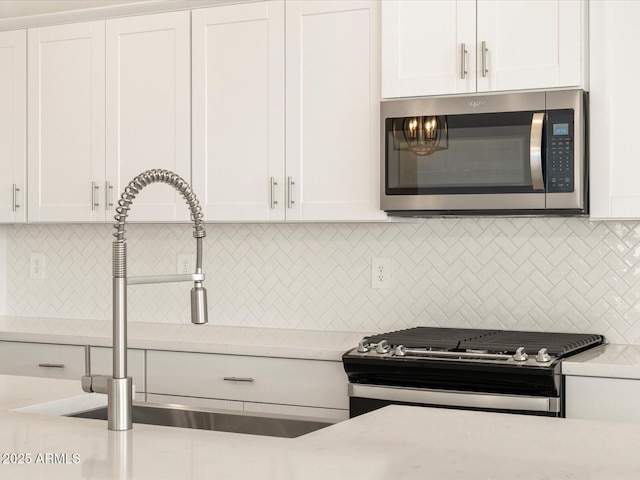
[566,375,640,423]
[90,346,146,393]
[147,350,349,410]
[0,340,86,380]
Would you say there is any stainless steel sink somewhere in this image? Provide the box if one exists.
[68,403,334,438]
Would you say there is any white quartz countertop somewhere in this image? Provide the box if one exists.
[0,316,367,361]
[1,375,639,479]
[562,343,640,379]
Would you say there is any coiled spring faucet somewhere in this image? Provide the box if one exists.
[82,169,208,431]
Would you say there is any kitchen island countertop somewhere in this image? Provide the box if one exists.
[0,374,638,479]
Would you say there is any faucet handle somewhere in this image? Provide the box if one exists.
[82,374,109,394]
[191,283,208,324]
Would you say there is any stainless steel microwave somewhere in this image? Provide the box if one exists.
[380,89,587,216]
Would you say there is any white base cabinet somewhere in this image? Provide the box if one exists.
[146,350,349,420]
[565,375,640,423]
[0,341,86,380]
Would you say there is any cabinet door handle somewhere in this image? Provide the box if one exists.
[460,43,468,79]
[223,376,254,383]
[287,177,295,209]
[270,177,278,209]
[529,112,545,191]
[38,363,65,368]
[91,182,99,210]
[481,41,489,77]
[106,181,114,210]
[12,184,20,212]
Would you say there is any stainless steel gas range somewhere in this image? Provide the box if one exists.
[342,327,605,418]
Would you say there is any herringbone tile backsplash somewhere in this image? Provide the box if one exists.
[4,218,640,344]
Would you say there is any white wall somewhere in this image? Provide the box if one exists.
[5,218,640,344]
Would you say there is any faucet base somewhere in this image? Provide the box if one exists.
[108,377,133,431]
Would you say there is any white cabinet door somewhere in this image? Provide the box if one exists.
[382,0,476,98]
[476,0,584,92]
[566,376,640,423]
[286,0,385,221]
[27,21,106,222]
[0,30,26,223]
[382,0,584,98]
[589,1,640,219]
[106,11,191,222]
[192,1,285,222]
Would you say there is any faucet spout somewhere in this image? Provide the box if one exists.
[83,169,208,431]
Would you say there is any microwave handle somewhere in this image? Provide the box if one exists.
[529,112,545,191]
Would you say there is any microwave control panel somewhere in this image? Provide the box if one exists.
[546,109,575,193]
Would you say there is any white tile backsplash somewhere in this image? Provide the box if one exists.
[3,217,640,344]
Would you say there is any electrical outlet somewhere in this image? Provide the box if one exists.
[177,253,194,274]
[371,257,391,289]
[30,253,45,280]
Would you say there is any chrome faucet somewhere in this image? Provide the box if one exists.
[82,169,207,431]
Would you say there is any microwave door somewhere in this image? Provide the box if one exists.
[529,112,545,192]
[382,110,546,213]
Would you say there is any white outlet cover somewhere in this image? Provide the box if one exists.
[177,253,194,274]
[371,257,391,289]
[30,253,45,280]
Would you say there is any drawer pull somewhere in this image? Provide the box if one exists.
[38,363,65,368]
[223,376,254,383]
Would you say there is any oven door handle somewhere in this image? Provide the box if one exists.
[349,384,560,414]
[530,112,545,192]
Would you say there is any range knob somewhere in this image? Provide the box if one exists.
[357,339,370,353]
[536,348,551,363]
[375,339,390,354]
[394,345,406,356]
[513,346,529,362]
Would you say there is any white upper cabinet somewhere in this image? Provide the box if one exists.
[192,1,285,222]
[27,21,106,222]
[193,0,384,222]
[27,12,190,223]
[589,1,640,219]
[106,11,191,222]
[382,0,476,97]
[286,0,384,221]
[0,30,26,223]
[382,0,586,98]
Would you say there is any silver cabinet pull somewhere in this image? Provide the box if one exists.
[481,41,489,77]
[460,43,468,79]
[287,176,295,209]
[529,112,545,191]
[91,182,99,210]
[270,177,278,209]
[38,363,65,368]
[12,184,20,211]
[223,377,254,383]
[106,181,114,209]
